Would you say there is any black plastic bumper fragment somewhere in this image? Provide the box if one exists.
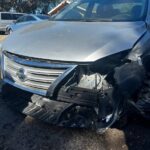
[46,65,78,99]
[57,86,99,107]
[24,95,74,125]
[2,84,98,128]
[114,62,145,97]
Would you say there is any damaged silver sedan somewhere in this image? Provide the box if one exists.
[1,0,150,132]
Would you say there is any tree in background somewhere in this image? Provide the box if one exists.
[0,0,62,14]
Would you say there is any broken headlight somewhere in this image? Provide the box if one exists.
[90,50,130,75]
[76,50,130,90]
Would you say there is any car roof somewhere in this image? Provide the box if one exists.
[22,14,49,19]
[26,14,48,16]
[0,12,25,14]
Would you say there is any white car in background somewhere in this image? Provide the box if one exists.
[6,14,50,34]
[0,12,24,34]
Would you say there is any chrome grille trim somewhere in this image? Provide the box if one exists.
[3,52,76,96]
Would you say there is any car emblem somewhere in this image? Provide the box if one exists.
[16,68,27,82]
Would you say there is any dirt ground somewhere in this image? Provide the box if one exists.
[0,35,150,150]
[0,35,6,42]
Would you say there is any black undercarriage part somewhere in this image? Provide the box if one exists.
[136,73,150,119]
[114,62,145,97]
[113,61,150,120]
[2,83,117,132]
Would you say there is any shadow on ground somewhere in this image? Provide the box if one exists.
[0,98,127,150]
[0,96,150,150]
[123,117,150,150]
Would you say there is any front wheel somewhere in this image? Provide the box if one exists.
[9,29,13,34]
[6,29,13,35]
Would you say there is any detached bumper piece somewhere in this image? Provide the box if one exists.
[57,87,98,107]
[2,84,98,129]
[2,84,115,131]
[25,95,98,128]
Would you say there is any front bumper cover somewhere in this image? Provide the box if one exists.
[2,83,120,132]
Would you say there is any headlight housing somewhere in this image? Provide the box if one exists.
[90,50,130,75]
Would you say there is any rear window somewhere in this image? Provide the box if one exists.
[1,13,13,20]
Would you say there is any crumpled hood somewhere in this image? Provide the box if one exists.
[3,21,147,62]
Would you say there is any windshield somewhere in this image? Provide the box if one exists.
[37,15,50,20]
[54,0,148,22]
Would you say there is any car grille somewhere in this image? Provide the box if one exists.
[3,52,73,96]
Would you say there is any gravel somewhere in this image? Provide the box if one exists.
[0,35,6,42]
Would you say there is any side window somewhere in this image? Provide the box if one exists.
[16,16,25,23]
[12,14,23,20]
[24,16,36,21]
[1,13,12,20]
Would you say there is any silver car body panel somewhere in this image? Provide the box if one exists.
[2,21,146,62]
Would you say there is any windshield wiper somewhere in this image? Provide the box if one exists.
[50,18,113,22]
[83,18,113,22]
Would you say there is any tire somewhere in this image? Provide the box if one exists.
[8,29,13,35]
